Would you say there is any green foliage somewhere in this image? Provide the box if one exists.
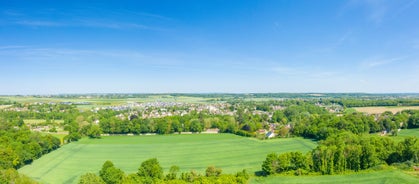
[137,158,163,181]
[87,124,102,138]
[262,153,278,175]
[0,168,37,184]
[81,159,249,184]
[262,152,309,175]
[263,132,419,176]
[205,166,222,177]
[166,165,180,180]
[99,160,124,184]
[408,113,419,128]
[0,120,60,170]
[78,173,105,184]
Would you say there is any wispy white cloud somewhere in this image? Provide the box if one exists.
[2,10,24,16]
[271,66,302,75]
[340,0,389,24]
[12,19,154,30]
[15,20,64,27]
[136,12,173,21]
[341,0,418,24]
[365,0,388,23]
[310,31,353,54]
[78,19,151,30]
[360,56,406,69]
[0,45,27,50]
[0,47,191,70]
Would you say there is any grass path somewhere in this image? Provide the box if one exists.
[19,134,316,184]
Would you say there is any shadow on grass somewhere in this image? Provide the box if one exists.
[254,170,267,177]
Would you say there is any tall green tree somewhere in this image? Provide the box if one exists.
[137,158,163,181]
[99,160,124,184]
[79,173,105,184]
[261,153,278,175]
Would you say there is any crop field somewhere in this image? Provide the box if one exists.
[19,134,316,184]
[354,106,419,114]
[252,169,419,184]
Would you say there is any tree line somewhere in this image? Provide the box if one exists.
[262,132,419,176]
[61,102,419,143]
[79,158,249,184]
[0,119,60,183]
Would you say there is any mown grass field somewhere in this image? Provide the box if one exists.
[354,106,419,114]
[19,134,316,184]
[252,169,419,184]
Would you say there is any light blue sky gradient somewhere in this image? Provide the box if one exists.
[1,0,419,94]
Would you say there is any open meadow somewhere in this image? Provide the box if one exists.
[18,134,317,184]
[381,128,419,143]
[398,128,419,137]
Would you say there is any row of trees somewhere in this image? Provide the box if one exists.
[63,101,419,142]
[262,132,419,176]
[0,120,60,169]
[272,104,419,139]
[79,158,249,184]
[0,117,60,183]
[332,99,419,107]
[4,99,418,143]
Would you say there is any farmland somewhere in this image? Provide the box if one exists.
[2,94,419,183]
[18,134,317,184]
[354,106,419,114]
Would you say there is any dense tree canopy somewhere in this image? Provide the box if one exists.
[262,132,419,176]
[81,159,249,184]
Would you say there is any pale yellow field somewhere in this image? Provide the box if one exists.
[0,105,11,109]
[24,119,64,125]
[354,106,419,114]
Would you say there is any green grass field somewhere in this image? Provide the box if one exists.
[19,134,316,184]
[251,169,419,184]
[398,128,419,137]
[388,128,419,142]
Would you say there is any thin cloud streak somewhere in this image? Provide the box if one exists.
[15,20,64,26]
[340,0,388,24]
[11,19,155,30]
[0,47,190,69]
[360,56,406,69]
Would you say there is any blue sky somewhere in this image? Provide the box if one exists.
[1,0,419,94]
